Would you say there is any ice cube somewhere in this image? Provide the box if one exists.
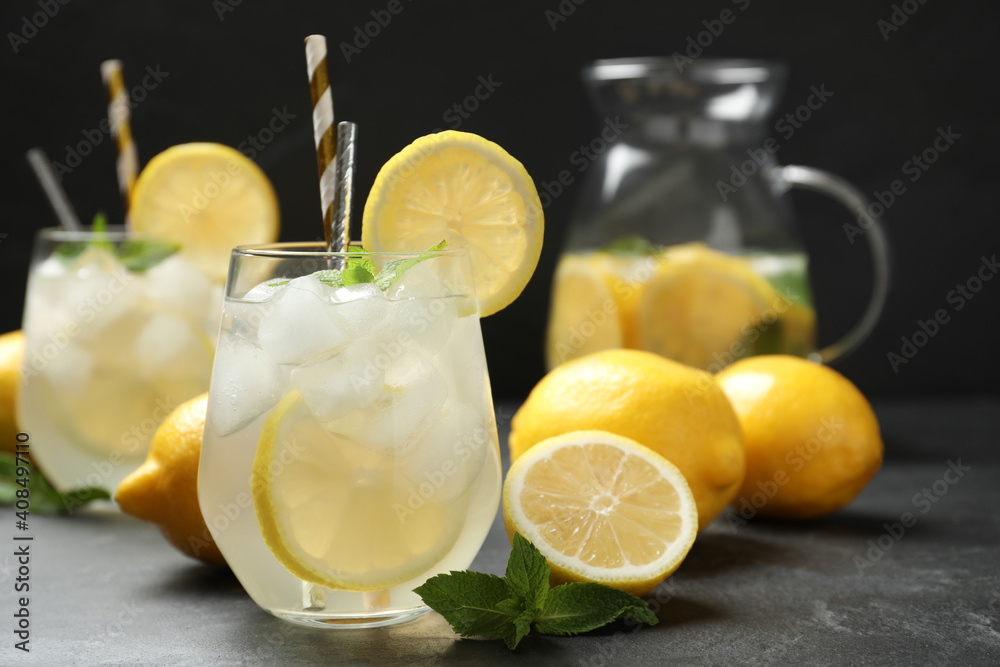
[401,399,492,502]
[394,297,457,355]
[201,283,225,339]
[385,262,443,299]
[290,340,384,422]
[143,255,215,323]
[209,334,285,436]
[258,276,350,365]
[61,253,138,340]
[434,314,489,399]
[35,256,66,279]
[73,245,122,275]
[324,352,447,455]
[133,313,206,379]
[244,278,290,302]
[221,298,273,346]
[330,283,390,337]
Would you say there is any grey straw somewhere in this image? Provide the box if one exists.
[332,121,357,255]
[27,148,83,231]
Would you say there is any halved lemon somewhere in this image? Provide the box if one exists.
[502,430,698,596]
[361,131,543,317]
[545,255,623,368]
[251,393,464,591]
[130,143,280,283]
[637,245,777,370]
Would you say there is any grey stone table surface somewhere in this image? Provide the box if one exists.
[3,396,1000,666]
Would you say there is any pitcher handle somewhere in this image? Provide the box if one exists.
[778,165,891,364]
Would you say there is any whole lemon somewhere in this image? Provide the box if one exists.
[116,393,225,565]
[0,330,25,454]
[715,355,883,519]
[510,349,745,530]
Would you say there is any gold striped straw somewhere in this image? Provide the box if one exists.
[304,35,345,252]
[100,59,138,224]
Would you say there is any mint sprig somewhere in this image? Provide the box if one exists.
[118,239,183,272]
[0,452,110,514]
[414,534,658,650]
[373,239,449,291]
[273,240,449,291]
[54,211,181,273]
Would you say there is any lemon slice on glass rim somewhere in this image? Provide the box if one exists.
[361,131,544,317]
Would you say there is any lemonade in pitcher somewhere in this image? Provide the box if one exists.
[546,241,816,371]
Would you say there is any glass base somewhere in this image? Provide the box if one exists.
[269,605,431,629]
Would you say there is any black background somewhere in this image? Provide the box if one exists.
[2,0,997,399]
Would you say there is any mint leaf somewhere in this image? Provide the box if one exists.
[347,252,376,277]
[533,582,658,636]
[307,252,377,289]
[416,535,660,649]
[342,263,374,286]
[310,269,343,288]
[90,211,115,253]
[0,453,110,514]
[505,533,550,615]
[53,241,88,262]
[511,608,535,650]
[494,598,531,649]
[414,571,520,641]
[600,236,659,256]
[374,240,448,291]
[53,211,178,272]
[118,239,181,272]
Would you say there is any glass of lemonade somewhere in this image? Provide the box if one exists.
[18,226,220,494]
[198,242,502,628]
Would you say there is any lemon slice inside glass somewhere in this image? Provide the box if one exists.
[637,245,777,370]
[251,393,464,591]
[361,131,543,317]
[130,143,280,283]
[545,254,623,368]
[502,430,698,596]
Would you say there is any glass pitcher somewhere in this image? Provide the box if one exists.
[546,58,889,372]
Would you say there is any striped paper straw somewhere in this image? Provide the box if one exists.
[305,35,343,251]
[100,59,138,221]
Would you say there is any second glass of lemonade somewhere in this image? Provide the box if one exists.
[19,226,220,494]
[198,243,502,627]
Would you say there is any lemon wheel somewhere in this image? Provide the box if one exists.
[361,131,543,317]
[251,393,464,591]
[130,143,280,283]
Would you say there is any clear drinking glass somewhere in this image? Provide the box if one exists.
[18,226,220,495]
[198,243,502,628]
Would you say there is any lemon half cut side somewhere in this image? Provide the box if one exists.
[503,430,699,596]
